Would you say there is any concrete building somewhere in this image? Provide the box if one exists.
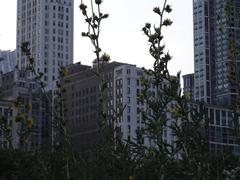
[0,69,51,150]
[114,64,145,142]
[62,61,125,149]
[63,60,240,155]
[62,61,175,149]
[193,0,240,106]
[17,0,74,90]
[113,64,175,146]
[0,50,16,74]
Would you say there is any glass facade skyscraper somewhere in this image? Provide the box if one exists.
[193,0,240,106]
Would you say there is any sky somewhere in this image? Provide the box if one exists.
[0,0,194,76]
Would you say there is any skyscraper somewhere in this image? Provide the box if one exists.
[193,0,240,106]
[16,0,74,90]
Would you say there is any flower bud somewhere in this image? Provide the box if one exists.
[95,0,102,5]
[153,7,161,15]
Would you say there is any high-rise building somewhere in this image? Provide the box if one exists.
[62,61,175,150]
[193,0,240,106]
[113,64,175,147]
[16,0,74,90]
[0,50,16,74]
[62,61,125,149]
[64,61,240,155]
[181,0,240,155]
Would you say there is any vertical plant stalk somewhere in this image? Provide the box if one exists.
[79,0,111,135]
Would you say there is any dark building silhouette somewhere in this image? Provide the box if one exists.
[62,61,125,149]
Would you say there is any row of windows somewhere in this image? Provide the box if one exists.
[70,87,97,98]
[45,4,69,13]
[116,68,143,76]
[45,28,69,36]
[44,44,69,52]
[0,107,12,117]
[45,20,69,28]
[70,113,97,126]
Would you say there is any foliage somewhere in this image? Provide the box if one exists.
[0,0,239,179]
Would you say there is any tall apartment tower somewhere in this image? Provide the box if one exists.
[17,0,74,90]
[193,0,240,106]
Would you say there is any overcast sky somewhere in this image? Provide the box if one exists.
[0,0,193,76]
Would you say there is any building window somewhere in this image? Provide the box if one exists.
[216,110,220,125]
[127,78,130,85]
[127,97,130,104]
[127,87,130,94]
[137,79,140,86]
[116,69,122,75]
[127,106,131,113]
[128,125,131,133]
[137,107,141,114]
[127,115,131,123]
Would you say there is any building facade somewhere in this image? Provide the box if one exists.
[0,69,51,150]
[0,50,16,74]
[114,64,145,142]
[115,64,177,148]
[183,73,195,100]
[0,100,13,149]
[181,0,240,156]
[62,61,175,149]
[17,0,74,90]
[64,60,240,155]
[205,104,240,155]
[62,61,126,149]
[193,0,240,106]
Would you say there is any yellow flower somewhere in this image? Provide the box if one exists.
[138,92,144,98]
[12,98,20,109]
[62,67,69,77]
[148,149,156,157]
[171,104,183,117]
[199,119,205,128]
[128,176,134,180]
[140,77,145,86]
[183,92,190,100]
[27,117,33,127]
[14,113,24,122]
[27,103,32,112]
